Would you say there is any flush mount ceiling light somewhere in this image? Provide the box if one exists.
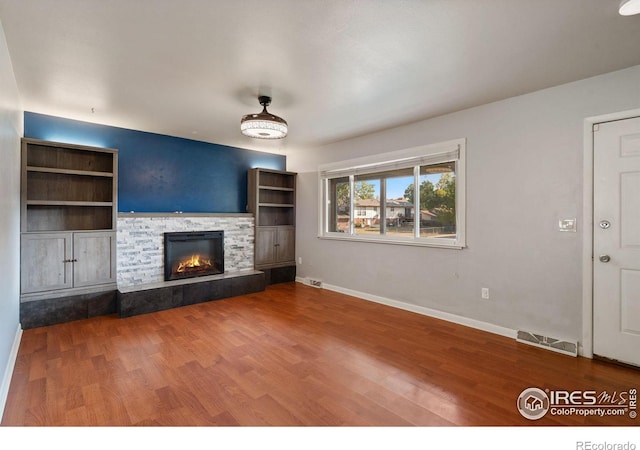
[619,0,640,15]
[240,95,288,139]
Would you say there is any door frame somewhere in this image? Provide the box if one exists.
[582,108,640,359]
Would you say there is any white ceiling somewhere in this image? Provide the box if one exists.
[1,0,639,155]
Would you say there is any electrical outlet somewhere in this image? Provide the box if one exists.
[481,288,490,299]
[297,256,302,265]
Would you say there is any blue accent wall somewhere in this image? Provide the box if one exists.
[24,112,286,213]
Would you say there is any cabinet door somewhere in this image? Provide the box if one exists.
[255,227,277,267]
[276,226,296,264]
[73,231,116,288]
[21,233,73,293]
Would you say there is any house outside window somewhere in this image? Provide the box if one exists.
[319,139,466,248]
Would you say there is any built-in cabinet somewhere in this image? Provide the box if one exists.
[248,168,296,271]
[255,226,295,267]
[21,231,116,294]
[20,138,118,301]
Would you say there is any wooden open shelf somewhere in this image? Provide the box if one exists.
[21,139,118,233]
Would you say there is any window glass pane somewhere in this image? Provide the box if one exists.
[319,139,464,248]
[328,177,350,233]
[384,170,415,237]
[353,176,380,235]
[418,161,456,238]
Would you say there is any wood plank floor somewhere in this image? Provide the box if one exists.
[2,282,639,426]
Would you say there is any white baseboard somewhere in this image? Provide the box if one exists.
[0,324,22,423]
[295,277,517,339]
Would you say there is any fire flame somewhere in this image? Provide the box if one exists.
[176,254,213,273]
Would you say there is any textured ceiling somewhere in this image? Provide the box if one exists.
[1,0,639,155]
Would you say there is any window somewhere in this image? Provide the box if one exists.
[319,139,465,248]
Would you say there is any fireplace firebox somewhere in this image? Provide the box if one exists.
[164,231,224,281]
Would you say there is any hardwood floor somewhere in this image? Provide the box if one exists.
[2,282,639,426]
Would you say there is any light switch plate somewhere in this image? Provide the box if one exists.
[558,218,577,232]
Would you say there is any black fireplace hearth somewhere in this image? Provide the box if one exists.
[164,231,224,281]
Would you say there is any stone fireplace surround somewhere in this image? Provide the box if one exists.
[117,213,255,287]
[115,213,265,317]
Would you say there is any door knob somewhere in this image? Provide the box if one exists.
[599,255,611,263]
[599,220,611,229]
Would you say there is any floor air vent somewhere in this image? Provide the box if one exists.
[305,278,323,288]
[516,331,578,357]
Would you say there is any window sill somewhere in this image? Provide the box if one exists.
[317,233,465,249]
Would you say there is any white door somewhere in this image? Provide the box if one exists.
[593,116,640,367]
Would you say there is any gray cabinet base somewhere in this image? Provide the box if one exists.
[117,272,265,318]
[20,290,117,329]
[262,266,296,285]
[19,272,266,327]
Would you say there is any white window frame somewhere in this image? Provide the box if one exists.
[318,138,466,249]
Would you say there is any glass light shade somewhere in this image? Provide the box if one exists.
[240,112,288,139]
[241,96,288,139]
[619,0,640,15]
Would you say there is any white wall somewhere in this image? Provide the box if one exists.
[0,17,23,419]
[289,65,640,349]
